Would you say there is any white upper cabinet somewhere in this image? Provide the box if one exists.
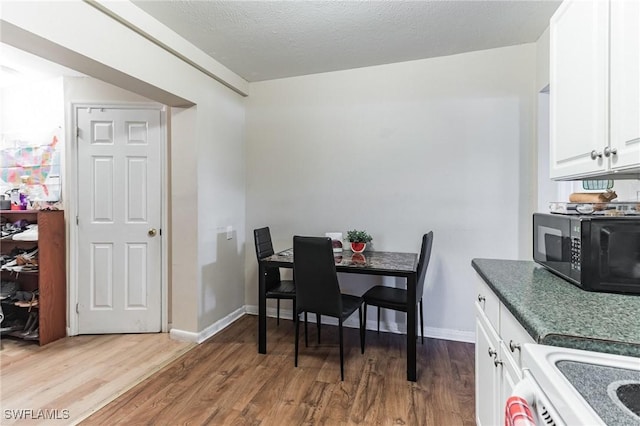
[550,0,640,180]
[609,0,640,172]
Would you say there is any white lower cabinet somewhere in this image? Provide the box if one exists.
[499,343,521,425]
[475,276,535,426]
[500,303,533,369]
[475,308,501,426]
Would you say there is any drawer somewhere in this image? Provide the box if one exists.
[500,340,522,381]
[500,303,535,369]
[475,275,500,331]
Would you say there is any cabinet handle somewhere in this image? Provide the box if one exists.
[477,294,485,303]
[509,340,521,352]
[487,347,502,367]
[590,150,603,160]
[604,146,618,157]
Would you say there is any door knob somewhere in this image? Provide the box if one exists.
[148,228,157,237]
[604,146,617,157]
[590,150,603,160]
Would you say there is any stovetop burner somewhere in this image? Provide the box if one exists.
[556,360,640,426]
[612,381,640,418]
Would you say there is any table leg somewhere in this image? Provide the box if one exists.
[258,262,267,354]
[406,273,417,381]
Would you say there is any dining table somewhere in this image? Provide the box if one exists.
[258,248,420,382]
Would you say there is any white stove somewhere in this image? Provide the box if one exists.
[518,344,640,426]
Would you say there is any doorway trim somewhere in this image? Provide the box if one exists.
[68,102,169,335]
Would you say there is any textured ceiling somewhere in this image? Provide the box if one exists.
[132,0,561,82]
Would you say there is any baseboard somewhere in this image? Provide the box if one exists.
[374,321,475,343]
[424,326,475,343]
[169,328,199,342]
[169,306,246,343]
[244,305,475,344]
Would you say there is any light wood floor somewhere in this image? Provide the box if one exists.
[84,315,475,425]
[0,333,194,425]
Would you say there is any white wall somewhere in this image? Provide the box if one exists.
[536,27,551,94]
[0,77,64,145]
[612,181,640,200]
[0,76,65,196]
[197,93,247,331]
[535,27,568,212]
[245,45,537,339]
[2,1,247,337]
[62,76,153,103]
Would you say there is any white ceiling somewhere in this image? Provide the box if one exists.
[132,0,561,82]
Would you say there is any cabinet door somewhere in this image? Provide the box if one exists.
[609,0,640,171]
[475,308,501,426]
[550,0,609,179]
[500,344,520,426]
[500,304,535,371]
[476,275,500,330]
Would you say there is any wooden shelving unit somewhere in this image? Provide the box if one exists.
[1,210,66,345]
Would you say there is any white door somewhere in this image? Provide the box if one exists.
[77,106,162,333]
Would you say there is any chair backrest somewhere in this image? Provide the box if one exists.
[254,227,281,288]
[293,236,342,317]
[254,227,275,260]
[416,232,434,299]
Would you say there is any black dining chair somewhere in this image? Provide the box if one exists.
[254,227,318,337]
[254,227,297,325]
[293,236,364,381]
[362,231,433,350]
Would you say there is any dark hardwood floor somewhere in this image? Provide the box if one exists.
[83,314,475,425]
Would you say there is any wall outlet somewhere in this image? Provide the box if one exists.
[226,225,233,240]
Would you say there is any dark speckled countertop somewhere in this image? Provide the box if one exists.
[472,258,640,357]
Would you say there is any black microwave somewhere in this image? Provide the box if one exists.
[533,213,640,294]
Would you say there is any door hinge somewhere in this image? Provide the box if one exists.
[76,303,79,314]
[76,216,79,225]
[159,228,162,236]
[76,127,80,138]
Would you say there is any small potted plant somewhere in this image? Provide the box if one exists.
[346,229,372,253]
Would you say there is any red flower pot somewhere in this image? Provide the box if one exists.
[350,242,366,253]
